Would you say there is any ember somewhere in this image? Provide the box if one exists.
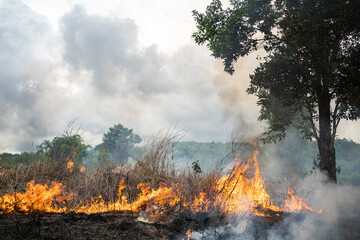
[66,160,74,173]
[182,229,192,240]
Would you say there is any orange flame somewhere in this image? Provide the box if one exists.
[181,229,192,240]
[75,181,181,217]
[0,148,319,218]
[214,149,281,215]
[191,192,210,212]
[283,187,313,212]
[0,181,69,214]
[67,160,74,173]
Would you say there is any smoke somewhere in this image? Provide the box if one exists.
[60,5,233,143]
[212,52,266,143]
[0,0,65,151]
[267,175,360,240]
[187,173,360,240]
[258,129,315,185]
[0,1,235,152]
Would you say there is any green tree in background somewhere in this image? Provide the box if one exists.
[192,160,202,174]
[193,0,360,183]
[0,152,45,169]
[37,134,89,166]
[98,124,141,164]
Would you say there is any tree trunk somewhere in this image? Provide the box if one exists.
[317,95,337,183]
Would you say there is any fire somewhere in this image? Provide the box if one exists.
[283,187,314,212]
[80,165,85,173]
[214,149,281,215]
[74,181,182,218]
[67,160,74,173]
[190,192,210,212]
[182,229,192,240]
[0,148,319,219]
[0,181,70,214]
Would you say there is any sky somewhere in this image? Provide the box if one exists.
[0,0,359,152]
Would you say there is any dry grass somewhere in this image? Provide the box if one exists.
[0,131,224,218]
[0,161,68,194]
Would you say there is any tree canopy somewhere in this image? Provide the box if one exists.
[98,124,141,164]
[193,0,360,182]
[37,133,89,165]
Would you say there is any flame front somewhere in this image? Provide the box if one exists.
[283,187,313,212]
[0,148,318,218]
[214,149,281,215]
[0,181,69,214]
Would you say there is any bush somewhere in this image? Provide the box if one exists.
[37,134,89,167]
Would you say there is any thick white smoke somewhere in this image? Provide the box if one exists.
[185,173,360,240]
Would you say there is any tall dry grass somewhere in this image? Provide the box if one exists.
[0,130,243,221]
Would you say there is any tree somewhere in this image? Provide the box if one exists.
[98,124,141,164]
[193,0,360,183]
[37,134,89,166]
[0,152,44,169]
[192,160,202,174]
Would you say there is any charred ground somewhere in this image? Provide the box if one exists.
[0,210,285,240]
[1,209,359,240]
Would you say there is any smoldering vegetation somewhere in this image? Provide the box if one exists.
[174,131,360,240]
[0,132,216,214]
[189,177,360,240]
[0,132,219,239]
[0,130,360,239]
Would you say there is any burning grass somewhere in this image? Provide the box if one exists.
[0,134,322,239]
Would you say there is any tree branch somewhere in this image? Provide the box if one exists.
[303,102,319,142]
[331,100,341,145]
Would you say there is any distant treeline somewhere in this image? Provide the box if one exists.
[172,139,360,186]
[1,135,359,186]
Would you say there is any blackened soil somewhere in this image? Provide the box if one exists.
[0,212,196,240]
